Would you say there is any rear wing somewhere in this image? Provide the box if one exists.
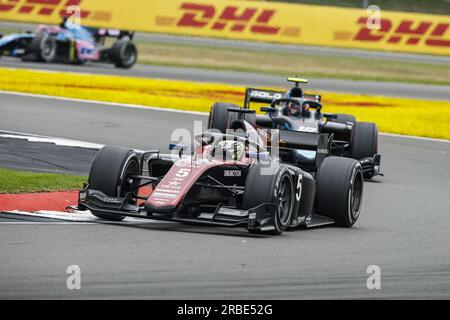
[244,88,321,109]
[95,29,134,40]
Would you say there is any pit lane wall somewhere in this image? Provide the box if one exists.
[0,0,449,56]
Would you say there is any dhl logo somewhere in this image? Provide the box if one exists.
[354,17,450,47]
[0,0,111,21]
[176,3,280,35]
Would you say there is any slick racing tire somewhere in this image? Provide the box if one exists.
[88,145,140,221]
[28,32,57,62]
[208,102,240,134]
[208,102,256,134]
[244,165,295,235]
[111,40,137,69]
[0,34,3,59]
[351,122,378,160]
[329,113,356,125]
[315,157,364,227]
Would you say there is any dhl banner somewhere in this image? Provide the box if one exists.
[0,0,157,30]
[0,0,449,56]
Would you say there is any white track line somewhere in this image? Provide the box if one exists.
[0,132,104,149]
[0,222,95,225]
[0,90,448,143]
[1,210,172,225]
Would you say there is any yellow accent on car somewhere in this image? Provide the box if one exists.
[287,78,308,84]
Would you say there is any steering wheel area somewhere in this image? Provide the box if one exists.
[271,98,323,118]
[302,99,323,111]
[195,131,265,161]
[270,98,301,109]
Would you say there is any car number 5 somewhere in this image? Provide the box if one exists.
[296,175,302,201]
[176,168,190,178]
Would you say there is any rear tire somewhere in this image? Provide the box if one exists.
[88,145,140,221]
[351,122,378,161]
[111,40,137,69]
[315,157,364,227]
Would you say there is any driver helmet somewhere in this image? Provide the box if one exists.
[302,103,311,117]
[286,102,302,117]
[60,17,68,29]
[214,140,245,161]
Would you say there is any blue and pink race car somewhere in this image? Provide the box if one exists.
[0,19,137,69]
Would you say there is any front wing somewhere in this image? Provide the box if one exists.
[78,187,278,231]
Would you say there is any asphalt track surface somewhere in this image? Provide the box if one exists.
[0,136,97,175]
[1,57,450,101]
[1,92,449,299]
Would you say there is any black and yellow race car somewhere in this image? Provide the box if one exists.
[208,77,381,179]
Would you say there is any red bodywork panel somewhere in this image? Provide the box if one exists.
[146,156,249,209]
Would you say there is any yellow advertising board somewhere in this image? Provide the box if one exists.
[0,0,156,30]
[0,0,449,56]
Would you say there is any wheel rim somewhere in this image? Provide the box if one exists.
[350,171,363,220]
[41,37,55,59]
[122,45,136,65]
[120,159,140,201]
[277,176,292,225]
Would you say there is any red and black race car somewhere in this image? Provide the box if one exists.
[78,123,364,235]
[208,78,382,179]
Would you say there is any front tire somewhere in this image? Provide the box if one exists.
[244,165,295,235]
[208,102,240,133]
[208,102,256,134]
[88,145,140,221]
[315,157,364,227]
[28,32,57,62]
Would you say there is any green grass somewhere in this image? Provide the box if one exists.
[137,41,450,86]
[267,0,450,15]
[0,167,86,194]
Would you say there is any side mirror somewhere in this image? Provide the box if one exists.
[227,107,256,114]
[261,107,277,113]
[169,143,190,157]
[323,113,338,119]
[168,143,187,151]
[247,151,270,161]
